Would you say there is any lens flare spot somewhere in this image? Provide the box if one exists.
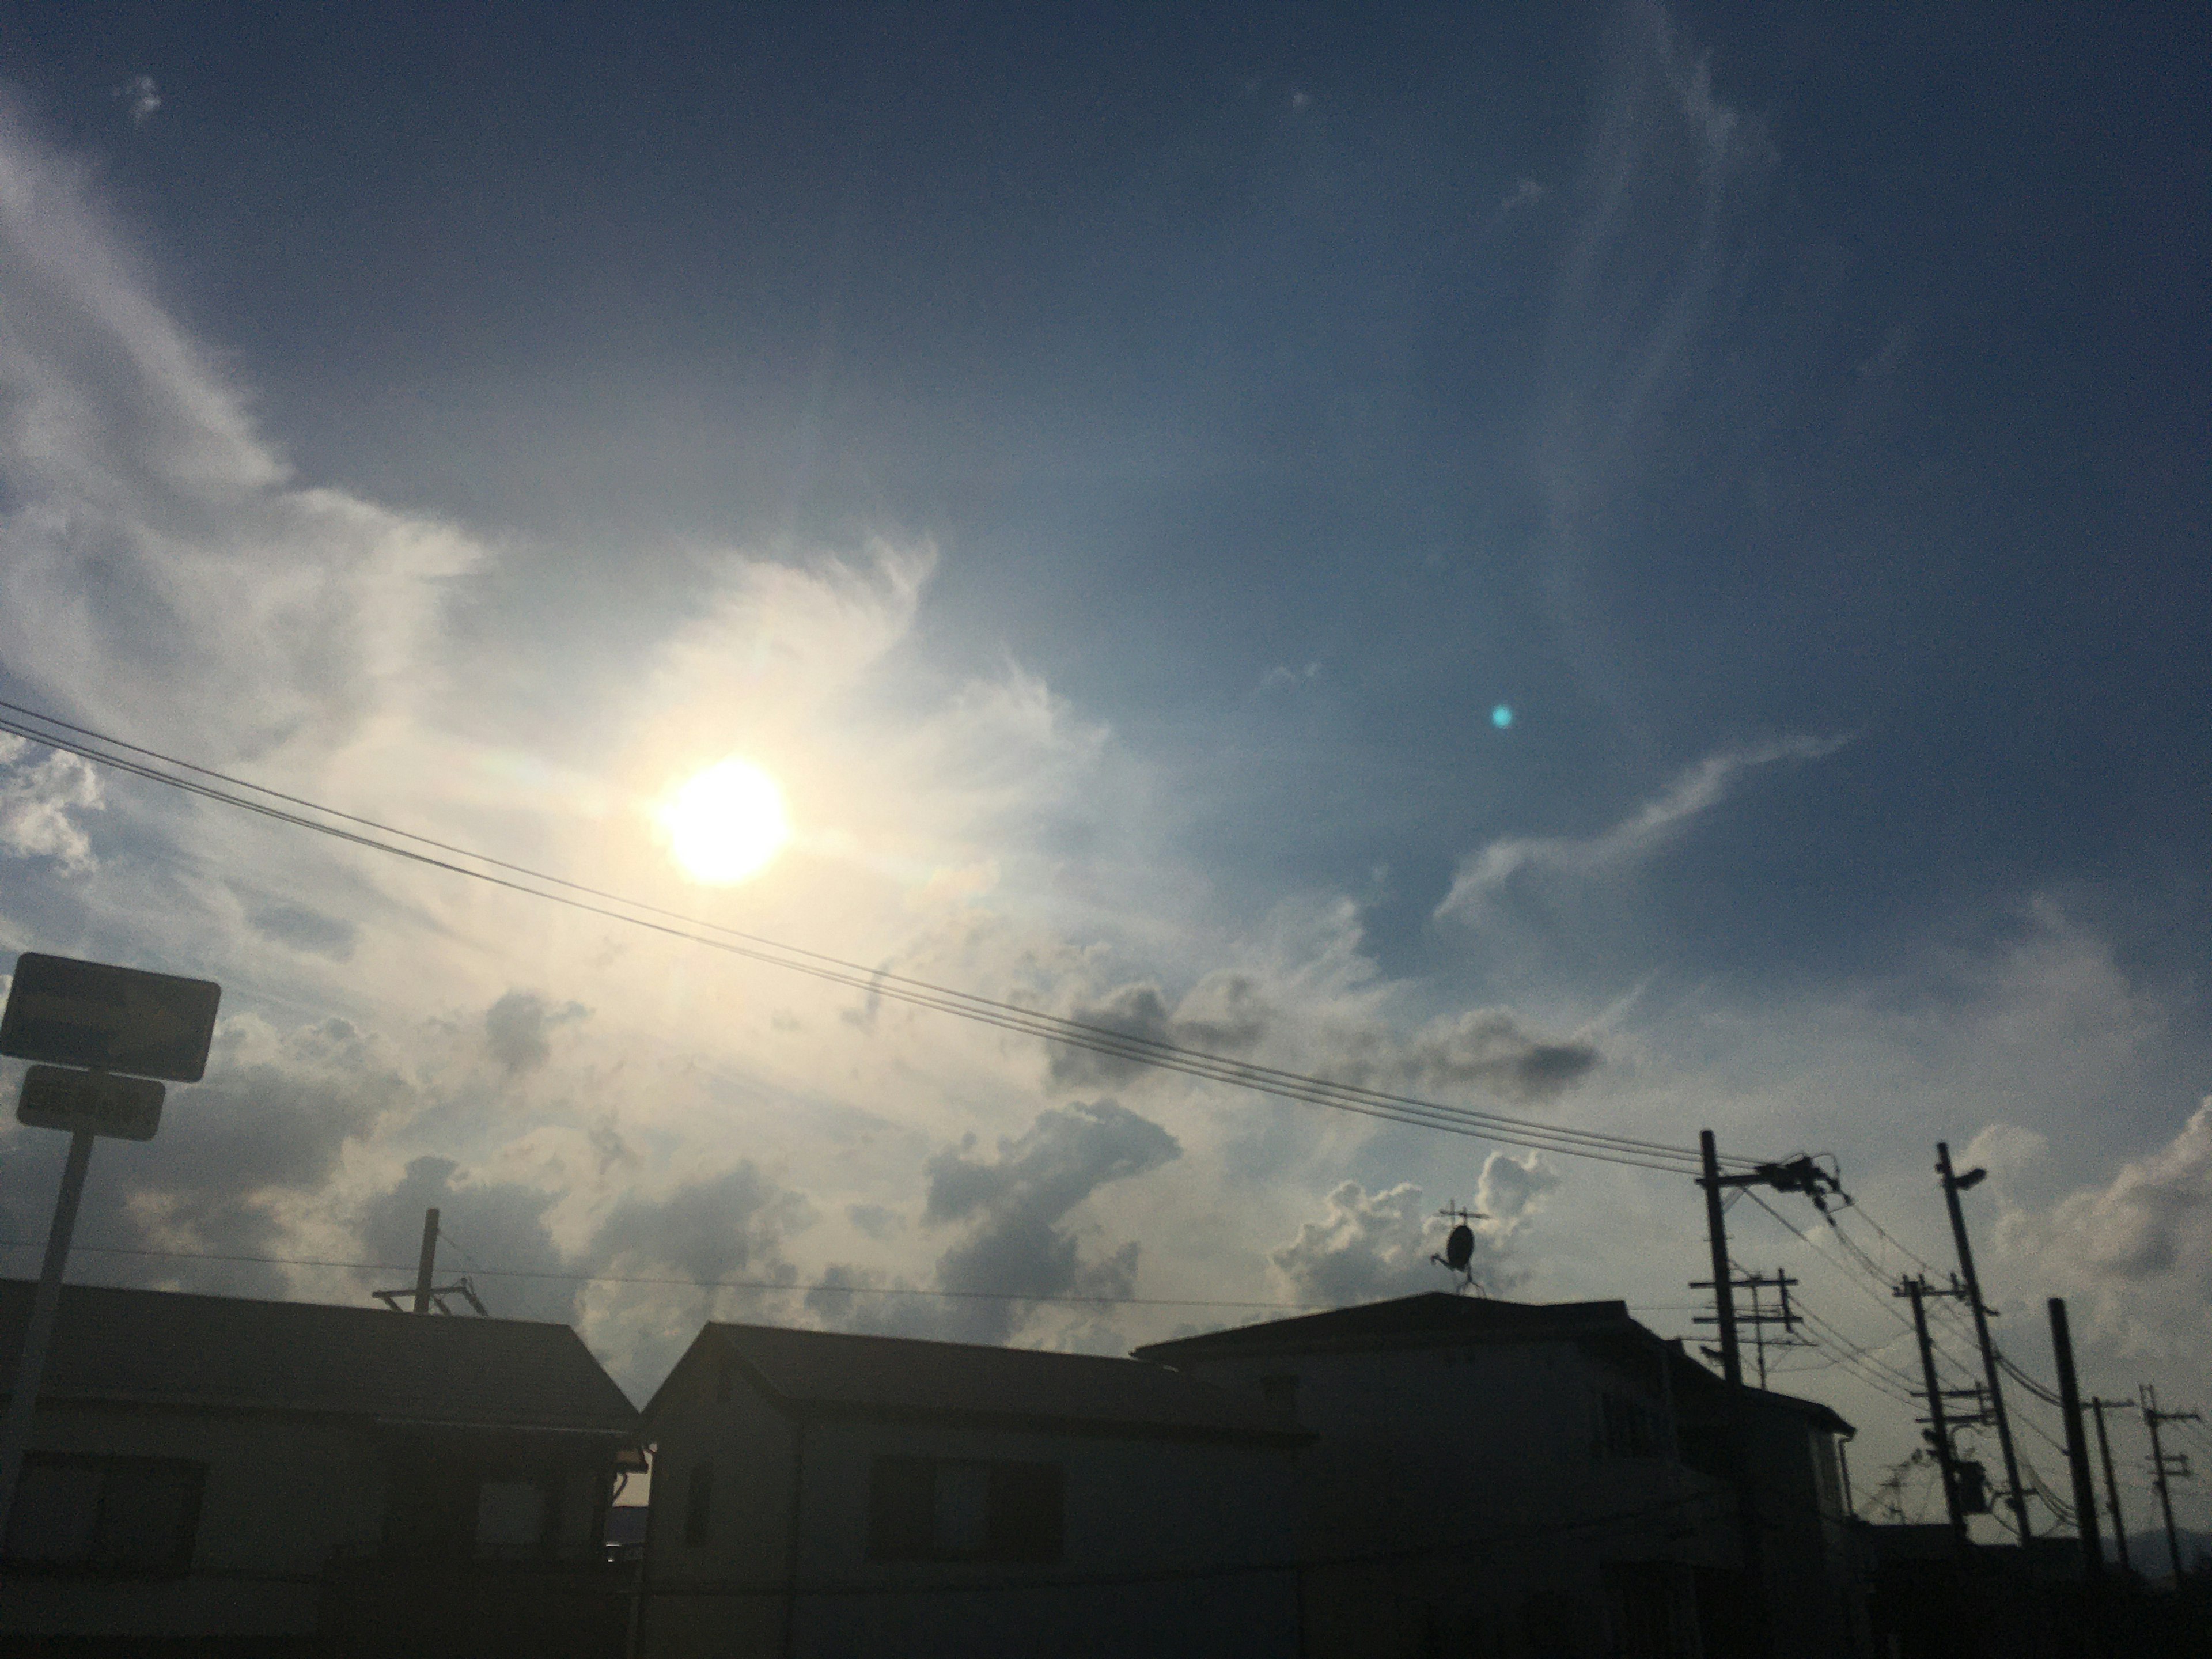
[663,759,791,884]
[1491,704,1514,729]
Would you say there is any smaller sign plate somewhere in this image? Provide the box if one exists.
[17,1064,165,1141]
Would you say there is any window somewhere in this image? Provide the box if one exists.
[866,1456,1063,1563]
[3,1454,204,1577]
[683,1459,714,1547]
[1597,1389,1661,1459]
[1259,1374,1299,1411]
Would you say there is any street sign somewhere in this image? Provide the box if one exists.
[17,1064,164,1141]
[1,953,221,1082]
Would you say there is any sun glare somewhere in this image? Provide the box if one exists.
[664,759,791,884]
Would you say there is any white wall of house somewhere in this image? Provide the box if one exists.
[1162,1336,1736,1659]
[2,1402,386,1638]
[641,1347,1300,1659]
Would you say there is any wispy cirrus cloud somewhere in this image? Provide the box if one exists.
[1436,734,1849,923]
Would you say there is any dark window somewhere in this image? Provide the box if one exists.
[683,1459,714,1547]
[1259,1374,1299,1411]
[866,1457,1063,1563]
[1597,1389,1660,1459]
[3,1454,204,1577]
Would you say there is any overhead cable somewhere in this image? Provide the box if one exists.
[0,699,1763,1177]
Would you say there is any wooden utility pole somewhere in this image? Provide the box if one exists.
[2141,1385,2201,1582]
[2088,1399,2134,1574]
[412,1206,441,1315]
[1899,1276,1968,1546]
[2046,1298,2102,1578]
[1698,1131,1741,1387]
[1936,1142,2031,1541]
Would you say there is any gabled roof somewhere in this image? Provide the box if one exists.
[1128,1291,1855,1440]
[646,1321,1306,1444]
[1132,1291,1641,1362]
[0,1279,638,1435]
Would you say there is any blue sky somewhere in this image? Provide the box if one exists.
[0,3,2206,1538]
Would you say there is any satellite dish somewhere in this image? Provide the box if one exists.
[1444,1223,1475,1274]
[1429,1203,1487,1293]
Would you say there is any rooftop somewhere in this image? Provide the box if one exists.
[0,1279,639,1435]
[652,1321,1307,1443]
[1133,1291,1640,1362]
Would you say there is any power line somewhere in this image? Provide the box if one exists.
[0,698,1762,1179]
[0,1234,1334,1313]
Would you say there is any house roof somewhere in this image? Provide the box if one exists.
[1667,1349,1856,1437]
[1132,1291,1641,1362]
[1132,1291,1855,1438]
[647,1321,1307,1443]
[0,1279,638,1435]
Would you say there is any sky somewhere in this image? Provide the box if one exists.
[0,2,2206,1548]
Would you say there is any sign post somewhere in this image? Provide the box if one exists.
[0,953,219,1543]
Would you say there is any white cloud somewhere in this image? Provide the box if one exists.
[112,77,161,126]
[0,733,102,870]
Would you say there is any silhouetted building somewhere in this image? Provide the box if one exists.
[0,1279,640,1657]
[638,1321,1308,1659]
[1137,1292,1866,1659]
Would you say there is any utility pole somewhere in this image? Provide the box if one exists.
[2046,1298,2102,1580]
[413,1207,440,1314]
[1699,1131,1741,1387]
[2088,1398,2133,1574]
[2141,1385,2200,1582]
[369,1207,487,1316]
[1936,1142,2031,1542]
[1899,1276,1968,1546]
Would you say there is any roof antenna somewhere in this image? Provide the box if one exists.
[1430,1203,1487,1296]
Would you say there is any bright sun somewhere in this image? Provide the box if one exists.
[664,759,791,884]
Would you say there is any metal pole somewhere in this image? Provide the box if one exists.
[2143,1385,2183,1584]
[0,1128,97,1539]
[412,1207,440,1315]
[2046,1298,2101,1579]
[1902,1277,1967,1545]
[1700,1131,1741,1388]
[1936,1141,2031,1541]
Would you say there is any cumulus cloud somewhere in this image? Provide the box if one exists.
[0,1013,410,1300]
[1048,974,1271,1089]
[1269,1153,1558,1306]
[483,990,589,1074]
[921,1098,1181,1343]
[0,734,101,870]
[1995,1102,2212,1317]
[1436,736,1849,921]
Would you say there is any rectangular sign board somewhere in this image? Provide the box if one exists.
[17,1064,164,1141]
[1,953,221,1082]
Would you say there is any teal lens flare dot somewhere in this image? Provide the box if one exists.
[1491,704,1513,729]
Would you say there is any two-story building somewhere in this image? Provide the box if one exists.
[0,1278,642,1657]
[1137,1291,1865,1659]
[638,1321,1309,1659]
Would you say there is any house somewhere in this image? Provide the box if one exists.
[638,1321,1309,1658]
[0,1278,642,1657]
[1136,1291,1866,1659]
